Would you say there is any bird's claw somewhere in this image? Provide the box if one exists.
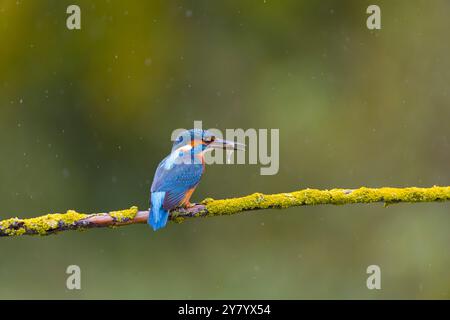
[175,204,207,217]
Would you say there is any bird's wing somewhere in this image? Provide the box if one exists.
[151,156,204,210]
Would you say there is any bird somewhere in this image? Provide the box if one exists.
[148,129,244,231]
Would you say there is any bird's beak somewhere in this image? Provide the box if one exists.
[209,138,246,151]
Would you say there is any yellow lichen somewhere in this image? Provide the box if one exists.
[0,217,27,236]
[109,206,138,223]
[201,197,215,205]
[205,186,450,216]
[171,216,186,224]
[1,186,449,237]
[24,210,88,235]
[0,210,88,236]
[0,207,139,236]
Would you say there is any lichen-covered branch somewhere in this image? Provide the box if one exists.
[1,186,449,237]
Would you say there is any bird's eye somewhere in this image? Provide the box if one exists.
[176,136,183,143]
[204,136,215,143]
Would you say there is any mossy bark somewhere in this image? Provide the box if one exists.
[1,186,449,237]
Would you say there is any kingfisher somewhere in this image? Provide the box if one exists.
[148,129,244,231]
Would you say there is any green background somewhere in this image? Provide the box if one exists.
[0,0,449,299]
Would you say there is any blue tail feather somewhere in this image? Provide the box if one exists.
[149,192,169,231]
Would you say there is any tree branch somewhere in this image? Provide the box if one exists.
[1,186,449,237]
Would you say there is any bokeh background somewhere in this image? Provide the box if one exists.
[0,0,449,299]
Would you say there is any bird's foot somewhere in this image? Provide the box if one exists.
[185,202,195,208]
[176,203,207,217]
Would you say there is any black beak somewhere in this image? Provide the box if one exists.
[208,138,246,151]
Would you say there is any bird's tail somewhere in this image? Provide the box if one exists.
[148,192,169,231]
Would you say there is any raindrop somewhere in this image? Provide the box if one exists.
[144,58,152,66]
[62,168,70,178]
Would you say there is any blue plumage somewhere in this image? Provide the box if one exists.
[148,129,242,231]
[149,192,168,231]
[148,149,204,230]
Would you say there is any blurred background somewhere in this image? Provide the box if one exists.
[0,0,449,299]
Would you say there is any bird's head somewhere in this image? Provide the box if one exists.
[171,129,244,154]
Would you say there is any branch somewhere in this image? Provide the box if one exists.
[1,186,449,237]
